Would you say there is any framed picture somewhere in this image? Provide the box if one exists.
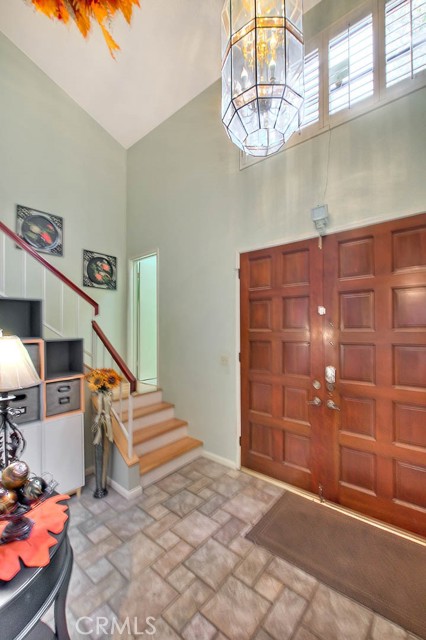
[83,250,117,290]
[16,205,63,256]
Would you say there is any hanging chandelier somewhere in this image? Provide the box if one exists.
[221,0,305,157]
[27,0,140,55]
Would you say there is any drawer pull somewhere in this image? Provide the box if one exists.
[59,397,70,405]
[57,385,71,393]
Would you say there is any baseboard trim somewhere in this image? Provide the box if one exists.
[108,477,143,500]
[85,466,94,476]
[202,450,238,470]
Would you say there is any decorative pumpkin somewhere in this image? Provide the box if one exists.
[1,461,30,490]
[0,486,18,514]
[21,476,47,503]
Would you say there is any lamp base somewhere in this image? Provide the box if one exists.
[0,515,34,544]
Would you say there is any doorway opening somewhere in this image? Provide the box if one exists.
[132,252,158,388]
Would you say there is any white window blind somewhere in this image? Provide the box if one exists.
[300,49,320,129]
[385,0,426,87]
[328,14,374,115]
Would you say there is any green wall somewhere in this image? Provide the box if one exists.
[127,79,426,465]
[0,32,127,473]
[0,32,127,355]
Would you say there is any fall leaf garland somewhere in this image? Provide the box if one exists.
[28,0,140,55]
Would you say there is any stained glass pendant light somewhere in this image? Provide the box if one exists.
[221,0,305,157]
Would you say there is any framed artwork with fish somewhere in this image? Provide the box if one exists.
[16,205,63,257]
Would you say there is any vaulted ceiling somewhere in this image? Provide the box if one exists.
[0,0,321,149]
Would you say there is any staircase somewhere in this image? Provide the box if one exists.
[0,220,203,493]
[112,384,203,487]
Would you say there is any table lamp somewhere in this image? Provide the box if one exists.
[0,331,41,470]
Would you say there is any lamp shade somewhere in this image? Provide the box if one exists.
[0,334,41,392]
[221,0,305,157]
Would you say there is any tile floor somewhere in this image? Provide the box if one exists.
[50,458,422,640]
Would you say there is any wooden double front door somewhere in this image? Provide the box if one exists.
[240,213,426,536]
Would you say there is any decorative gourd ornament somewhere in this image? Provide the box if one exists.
[0,486,18,514]
[22,476,47,503]
[1,461,30,490]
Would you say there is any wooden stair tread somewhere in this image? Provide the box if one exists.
[133,418,187,445]
[139,437,203,475]
[121,401,174,423]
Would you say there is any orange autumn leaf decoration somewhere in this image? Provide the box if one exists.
[28,0,140,55]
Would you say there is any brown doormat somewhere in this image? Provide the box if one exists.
[246,492,426,639]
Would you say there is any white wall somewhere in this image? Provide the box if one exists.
[127,78,426,465]
[0,32,127,354]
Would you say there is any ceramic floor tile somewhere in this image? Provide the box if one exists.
[156,472,192,494]
[182,612,217,640]
[157,530,181,550]
[69,569,125,618]
[68,563,94,602]
[104,508,154,540]
[202,575,270,640]
[253,630,275,640]
[185,538,240,589]
[65,463,416,640]
[108,567,178,620]
[222,494,267,524]
[151,618,184,639]
[199,493,227,516]
[267,557,317,599]
[172,510,220,546]
[107,532,163,580]
[167,564,196,592]
[85,557,116,584]
[144,512,180,540]
[228,534,254,557]
[152,540,193,578]
[370,616,408,640]
[212,509,232,525]
[163,579,213,632]
[76,534,122,571]
[187,476,213,494]
[254,572,284,603]
[188,458,228,479]
[143,502,171,520]
[262,587,307,640]
[292,627,323,640]
[214,516,247,546]
[199,488,215,500]
[163,489,204,517]
[234,547,271,587]
[303,584,373,640]
[210,476,246,498]
[139,487,170,509]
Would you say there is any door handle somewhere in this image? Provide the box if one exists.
[327,399,340,411]
[307,397,322,406]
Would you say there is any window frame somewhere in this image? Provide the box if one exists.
[240,0,426,170]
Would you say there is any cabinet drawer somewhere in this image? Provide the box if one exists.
[46,379,81,417]
[10,386,41,425]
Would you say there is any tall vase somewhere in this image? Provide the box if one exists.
[92,390,113,499]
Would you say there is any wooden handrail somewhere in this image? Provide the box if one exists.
[0,221,99,315]
[92,320,137,393]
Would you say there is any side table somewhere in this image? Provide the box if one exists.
[0,517,73,640]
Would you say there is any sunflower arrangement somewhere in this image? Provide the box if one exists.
[28,0,140,55]
[85,367,122,392]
